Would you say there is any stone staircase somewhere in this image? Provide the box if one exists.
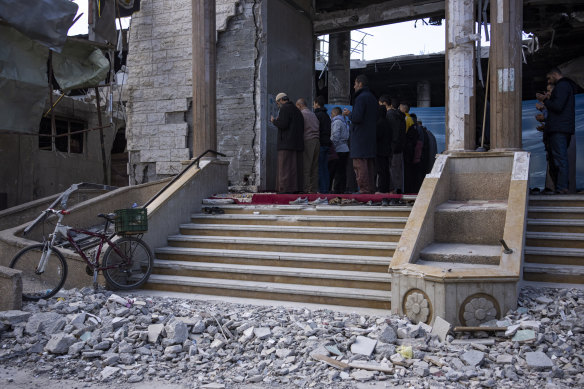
[524,195,584,285]
[415,200,507,269]
[144,202,412,309]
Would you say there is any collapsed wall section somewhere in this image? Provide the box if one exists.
[125,0,259,187]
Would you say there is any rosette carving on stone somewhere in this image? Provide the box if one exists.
[402,289,432,324]
[460,294,500,326]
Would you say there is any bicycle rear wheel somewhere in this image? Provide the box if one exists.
[10,243,68,300]
[103,237,153,290]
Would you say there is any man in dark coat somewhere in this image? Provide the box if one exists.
[376,96,392,193]
[381,97,406,193]
[271,92,304,193]
[342,75,378,194]
[537,68,578,194]
[313,95,332,193]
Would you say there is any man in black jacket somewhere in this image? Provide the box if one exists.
[380,97,406,194]
[343,75,378,194]
[376,95,393,193]
[537,68,578,194]
[271,92,304,193]
[313,95,332,194]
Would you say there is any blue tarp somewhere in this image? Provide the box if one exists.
[409,94,584,189]
[326,95,584,188]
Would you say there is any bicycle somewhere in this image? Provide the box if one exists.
[10,208,154,301]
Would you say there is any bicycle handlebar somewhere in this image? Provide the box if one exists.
[23,209,70,235]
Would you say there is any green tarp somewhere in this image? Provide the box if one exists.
[0,25,49,134]
[52,41,110,92]
[0,25,110,133]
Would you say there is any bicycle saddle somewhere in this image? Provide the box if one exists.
[97,213,117,221]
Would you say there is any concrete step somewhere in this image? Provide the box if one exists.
[529,194,584,208]
[434,200,507,245]
[179,223,403,242]
[212,204,412,217]
[143,274,391,309]
[523,263,584,284]
[154,247,391,272]
[419,243,501,265]
[167,235,396,256]
[525,232,584,249]
[151,260,391,290]
[528,206,584,220]
[524,246,584,266]
[415,259,500,270]
[527,219,584,234]
[190,213,408,228]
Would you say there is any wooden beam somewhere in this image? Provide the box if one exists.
[314,0,445,34]
[192,0,217,157]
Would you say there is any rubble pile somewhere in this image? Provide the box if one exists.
[0,286,583,388]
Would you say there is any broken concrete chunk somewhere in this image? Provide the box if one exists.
[512,329,536,343]
[351,369,376,381]
[390,352,408,367]
[431,316,451,342]
[505,324,521,337]
[147,323,164,343]
[25,312,61,334]
[210,339,225,349]
[253,327,271,340]
[350,335,377,357]
[496,354,513,364]
[192,320,206,334]
[0,310,31,325]
[526,351,554,371]
[45,333,76,354]
[69,312,87,328]
[349,361,393,373]
[276,348,292,359]
[100,366,120,381]
[461,350,485,367]
[165,318,188,344]
[378,325,397,344]
[107,294,128,305]
[68,341,85,355]
[164,344,182,355]
[520,320,541,331]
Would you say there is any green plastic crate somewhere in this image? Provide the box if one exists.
[114,208,148,234]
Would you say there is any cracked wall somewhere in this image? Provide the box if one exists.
[126,0,260,187]
[126,0,314,190]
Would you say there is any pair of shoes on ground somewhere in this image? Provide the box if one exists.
[380,198,405,206]
[289,197,329,205]
[309,197,328,205]
[203,206,225,214]
[289,197,308,205]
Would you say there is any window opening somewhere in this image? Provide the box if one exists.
[38,117,86,154]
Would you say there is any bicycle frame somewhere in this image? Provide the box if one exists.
[37,210,133,274]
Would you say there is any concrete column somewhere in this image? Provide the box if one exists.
[417,80,431,107]
[489,0,523,150]
[328,31,351,105]
[445,0,476,151]
[192,0,217,158]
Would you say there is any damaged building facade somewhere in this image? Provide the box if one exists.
[125,0,584,190]
[0,1,128,210]
[126,0,314,190]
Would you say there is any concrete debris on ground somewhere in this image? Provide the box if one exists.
[0,286,583,388]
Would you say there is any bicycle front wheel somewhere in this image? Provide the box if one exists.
[103,237,153,290]
[10,244,68,300]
